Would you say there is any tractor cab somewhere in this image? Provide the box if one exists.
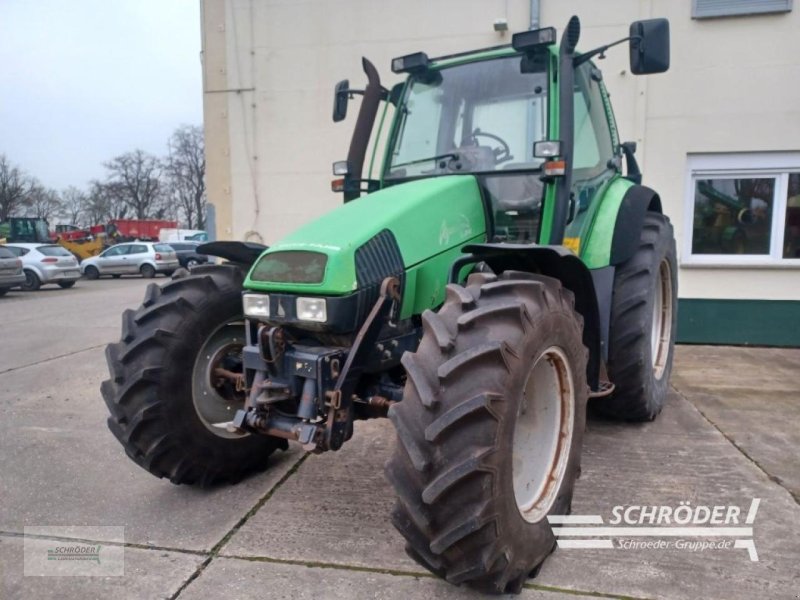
[333,17,668,255]
[384,50,549,244]
[0,217,52,244]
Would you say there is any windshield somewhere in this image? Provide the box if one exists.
[385,55,548,179]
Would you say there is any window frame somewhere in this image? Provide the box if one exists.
[692,0,793,19]
[683,152,800,267]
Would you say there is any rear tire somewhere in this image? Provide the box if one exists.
[22,270,41,291]
[84,266,100,280]
[58,281,76,289]
[112,274,122,279]
[600,212,678,421]
[386,272,587,594]
[101,264,287,485]
[140,264,156,279]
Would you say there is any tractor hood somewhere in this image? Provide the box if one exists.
[244,175,486,295]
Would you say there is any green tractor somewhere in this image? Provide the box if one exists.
[102,16,676,593]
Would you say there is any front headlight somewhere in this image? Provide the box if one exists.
[243,293,270,318]
[296,297,327,322]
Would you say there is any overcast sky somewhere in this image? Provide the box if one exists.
[0,0,203,191]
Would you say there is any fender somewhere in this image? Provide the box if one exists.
[610,184,662,265]
[580,180,662,269]
[197,241,268,268]
[450,243,601,389]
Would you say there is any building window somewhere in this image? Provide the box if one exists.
[684,153,800,265]
[692,0,793,19]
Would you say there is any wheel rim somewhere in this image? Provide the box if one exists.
[191,320,249,439]
[187,259,198,268]
[651,258,673,380]
[24,272,36,289]
[512,346,575,523]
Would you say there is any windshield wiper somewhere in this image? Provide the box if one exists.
[390,152,459,170]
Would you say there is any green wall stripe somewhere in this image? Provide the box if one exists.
[677,298,800,347]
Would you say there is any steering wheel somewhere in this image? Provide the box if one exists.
[469,128,513,164]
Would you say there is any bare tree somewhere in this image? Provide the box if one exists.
[0,155,33,221]
[25,184,63,221]
[61,186,87,226]
[104,150,162,219]
[83,180,128,225]
[165,125,206,229]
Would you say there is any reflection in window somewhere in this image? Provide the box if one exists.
[784,173,800,258]
[691,178,774,255]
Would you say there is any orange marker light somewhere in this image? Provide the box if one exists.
[543,160,566,177]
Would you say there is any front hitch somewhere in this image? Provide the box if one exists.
[230,276,401,452]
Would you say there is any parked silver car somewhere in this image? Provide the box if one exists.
[0,245,25,296]
[81,242,179,279]
[4,243,81,291]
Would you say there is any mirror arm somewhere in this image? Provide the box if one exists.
[343,87,389,101]
[573,36,639,67]
[343,87,390,98]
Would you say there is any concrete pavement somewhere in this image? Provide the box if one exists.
[1,277,798,599]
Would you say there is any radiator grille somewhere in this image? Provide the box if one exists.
[355,229,405,312]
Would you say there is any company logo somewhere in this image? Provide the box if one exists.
[47,544,102,564]
[548,498,760,561]
[438,215,473,246]
[23,526,125,577]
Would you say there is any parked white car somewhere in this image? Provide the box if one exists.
[4,243,81,291]
[80,242,179,279]
[159,228,207,242]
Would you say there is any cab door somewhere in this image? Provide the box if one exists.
[564,62,619,252]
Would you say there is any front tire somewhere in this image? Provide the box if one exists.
[101,264,287,485]
[385,272,587,594]
[600,212,678,421]
[84,266,100,280]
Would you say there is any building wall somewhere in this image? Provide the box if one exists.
[201,0,800,343]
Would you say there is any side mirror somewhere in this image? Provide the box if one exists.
[332,79,350,122]
[629,18,669,75]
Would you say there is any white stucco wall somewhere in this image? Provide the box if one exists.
[201,0,800,301]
